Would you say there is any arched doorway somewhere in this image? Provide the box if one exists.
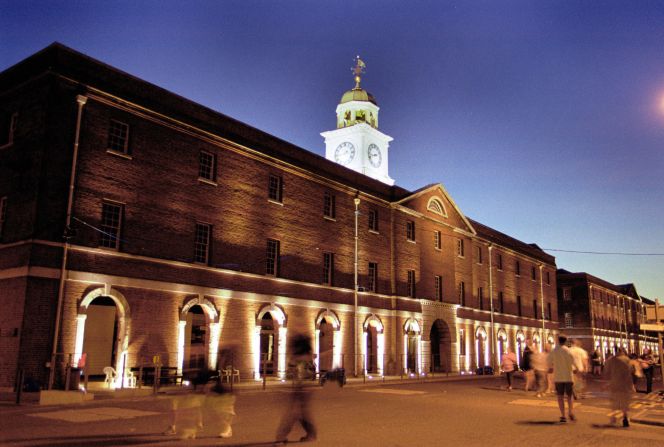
[363,314,384,376]
[515,331,525,366]
[475,327,488,368]
[177,296,220,376]
[430,319,452,373]
[254,304,287,379]
[404,319,421,374]
[533,333,541,353]
[74,287,130,387]
[315,310,340,373]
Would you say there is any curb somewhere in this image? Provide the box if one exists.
[631,417,664,427]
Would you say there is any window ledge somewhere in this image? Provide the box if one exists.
[369,229,380,235]
[407,239,416,244]
[434,247,442,251]
[198,177,218,186]
[106,149,133,160]
[267,199,284,206]
[323,216,336,222]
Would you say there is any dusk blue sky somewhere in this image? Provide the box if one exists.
[2,1,663,300]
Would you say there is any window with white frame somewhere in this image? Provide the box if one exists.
[268,174,283,203]
[198,150,216,182]
[564,312,573,327]
[323,192,336,219]
[323,252,334,285]
[457,239,465,257]
[107,119,129,154]
[427,197,445,216]
[0,112,17,148]
[434,230,441,250]
[100,201,123,249]
[368,262,378,292]
[434,275,442,301]
[266,239,280,276]
[368,209,379,232]
[406,220,415,241]
[407,269,416,297]
[194,223,211,264]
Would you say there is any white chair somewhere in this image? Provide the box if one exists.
[103,366,116,387]
[222,365,240,383]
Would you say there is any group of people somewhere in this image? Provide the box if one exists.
[501,335,658,427]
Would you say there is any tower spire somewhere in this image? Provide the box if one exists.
[352,55,366,90]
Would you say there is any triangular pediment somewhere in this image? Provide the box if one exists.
[394,183,475,234]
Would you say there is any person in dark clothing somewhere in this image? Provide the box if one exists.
[640,349,655,394]
[522,344,534,391]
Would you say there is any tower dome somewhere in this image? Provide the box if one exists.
[336,56,379,129]
[340,88,377,105]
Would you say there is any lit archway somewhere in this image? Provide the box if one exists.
[515,331,525,365]
[177,296,220,375]
[430,319,452,373]
[403,318,421,374]
[254,304,287,379]
[532,332,541,353]
[363,314,385,376]
[496,329,508,366]
[475,326,488,368]
[315,310,341,371]
[75,287,130,387]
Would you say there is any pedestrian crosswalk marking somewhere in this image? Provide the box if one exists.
[359,388,426,396]
[28,407,160,423]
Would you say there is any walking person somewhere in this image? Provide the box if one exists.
[548,334,576,423]
[604,348,633,427]
[569,339,588,399]
[531,348,548,398]
[500,347,518,391]
[640,349,655,394]
[275,334,317,443]
[522,344,535,392]
[628,353,643,393]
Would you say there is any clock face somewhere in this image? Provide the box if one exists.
[368,143,382,168]
[334,141,355,165]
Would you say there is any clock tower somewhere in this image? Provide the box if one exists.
[322,56,394,185]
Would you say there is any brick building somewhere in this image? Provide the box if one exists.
[0,43,558,389]
[556,269,659,360]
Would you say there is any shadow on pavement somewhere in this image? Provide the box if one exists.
[515,420,560,425]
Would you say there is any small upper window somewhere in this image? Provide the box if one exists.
[323,192,336,219]
[434,275,442,301]
[406,221,415,241]
[266,239,280,276]
[323,252,334,285]
[268,174,283,203]
[434,230,441,250]
[407,270,416,297]
[368,262,378,292]
[368,209,379,232]
[496,254,503,270]
[198,151,217,182]
[515,261,521,276]
[0,112,17,148]
[194,223,211,264]
[107,120,130,154]
[457,239,465,257]
[531,266,537,280]
[546,271,550,285]
[427,197,446,216]
[477,246,483,264]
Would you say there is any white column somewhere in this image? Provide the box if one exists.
[278,327,288,379]
[403,334,408,373]
[333,330,342,369]
[314,329,321,372]
[417,334,422,374]
[176,320,186,376]
[362,331,368,374]
[73,314,87,365]
[377,332,385,376]
[208,322,221,371]
[253,326,261,380]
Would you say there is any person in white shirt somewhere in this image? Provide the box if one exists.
[568,339,589,399]
[547,334,576,423]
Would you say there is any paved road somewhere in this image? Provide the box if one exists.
[1,375,663,446]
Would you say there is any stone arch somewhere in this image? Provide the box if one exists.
[177,296,221,374]
[496,328,508,364]
[475,326,488,368]
[429,319,452,373]
[363,314,385,376]
[315,310,341,371]
[515,330,526,365]
[254,303,288,379]
[403,318,422,374]
[532,332,542,353]
[74,286,131,387]
[426,196,447,217]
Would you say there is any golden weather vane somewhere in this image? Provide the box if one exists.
[352,55,366,89]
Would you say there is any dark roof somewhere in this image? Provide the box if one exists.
[0,42,410,202]
[468,218,555,264]
[557,271,641,299]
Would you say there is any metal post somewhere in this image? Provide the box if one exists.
[15,369,24,405]
[488,245,495,373]
[353,196,360,377]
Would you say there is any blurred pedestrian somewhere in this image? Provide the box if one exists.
[640,348,655,394]
[569,339,588,399]
[276,334,317,443]
[628,353,643,393]
[604,348,633,427]
[548,334,576,423]
[522,344,535,392]
[531,348,548,398]
[500,347,518,391]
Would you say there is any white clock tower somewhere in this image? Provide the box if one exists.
[321,56,394,185]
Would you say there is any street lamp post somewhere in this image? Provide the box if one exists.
[488,245,496,372]
[353,196,361,377]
